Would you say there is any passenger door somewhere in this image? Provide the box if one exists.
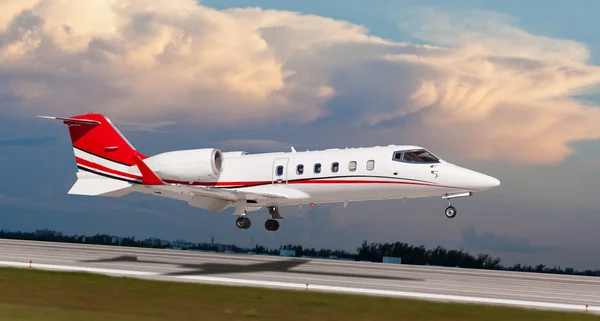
[272,158,289,185]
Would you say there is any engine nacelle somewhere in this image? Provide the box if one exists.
[143,148,223,182]
[221,151,249,157]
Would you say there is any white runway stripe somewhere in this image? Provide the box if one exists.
[0,260,155,276]
[0,260,596,313]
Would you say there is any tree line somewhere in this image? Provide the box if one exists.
[1,229,598,277]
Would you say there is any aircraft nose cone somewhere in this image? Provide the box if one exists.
[448,165,500,191]
[471,172,500,190]
[484,175,501,188]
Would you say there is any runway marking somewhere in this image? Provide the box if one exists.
[0,260,597,313]
[3,254,595,303]
[177,275,600,313]
[0,260,155,277]
[2,253,596,302]
[5,239,600,286]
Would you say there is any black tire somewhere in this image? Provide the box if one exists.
[445,206,457,218]
[265,219,277,231]
[236,217,251,229]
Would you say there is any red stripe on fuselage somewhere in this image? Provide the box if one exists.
[288,179,471,190]
[166,180,270,186]
[183,178,469,190]
[73,160,470,191]
[76,157,141,180]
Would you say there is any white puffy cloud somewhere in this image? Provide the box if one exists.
[1,1,600,164]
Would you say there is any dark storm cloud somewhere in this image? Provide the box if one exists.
[461,225,555,254]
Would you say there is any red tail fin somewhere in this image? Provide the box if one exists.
[39,113,146,183]
[65,113,145,166]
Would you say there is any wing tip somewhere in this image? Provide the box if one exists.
[36,115,101,125]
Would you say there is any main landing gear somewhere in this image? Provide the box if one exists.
[265,206,281,231]
[265,219,279,231]
[235,216,251,229]
[234,205,282,231]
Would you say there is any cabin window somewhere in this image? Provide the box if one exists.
[296,164,304,175]
[314,163,322,174]
[402,149,440,163]
[276,165,284,176]
[331,162,339,173]
[349,161,357,172]
[367,160,375,171]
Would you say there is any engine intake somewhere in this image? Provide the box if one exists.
[142,148,223,182]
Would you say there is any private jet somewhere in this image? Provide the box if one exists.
[39,113,500,231]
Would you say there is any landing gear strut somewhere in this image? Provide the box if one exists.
[235,216,251,229]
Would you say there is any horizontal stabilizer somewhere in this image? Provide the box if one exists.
[68,174,133,197]
[37,115,101,125]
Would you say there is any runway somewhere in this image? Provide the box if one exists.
[0,239,598,314]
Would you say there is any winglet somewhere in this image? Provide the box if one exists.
[37,115,101,125]
[133,156,164,185]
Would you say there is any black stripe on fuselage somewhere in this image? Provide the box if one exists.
[77,165,141,184]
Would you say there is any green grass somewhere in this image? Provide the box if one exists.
[0,267,596,321]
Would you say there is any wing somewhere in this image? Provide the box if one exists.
[154,184,291,201]
[132,156,305,213]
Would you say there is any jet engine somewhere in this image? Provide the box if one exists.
[141,148,223,182]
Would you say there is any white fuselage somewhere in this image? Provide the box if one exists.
[43,112,500,227]
[189,145,499,207]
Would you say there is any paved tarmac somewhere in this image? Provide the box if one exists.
[0,239,598,314]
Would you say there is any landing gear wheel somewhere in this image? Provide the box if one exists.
[264,219,280,231]
[236,217,251,229]
[445,206,457,218]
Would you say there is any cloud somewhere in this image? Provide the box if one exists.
[0,192,168,217]
[216,138,293,152]
[461,225,555,253]
[115,120,177,132]
[0,136,56,147]
[1,1,600,164]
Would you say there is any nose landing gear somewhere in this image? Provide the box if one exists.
[442,192,472,219]
[445,205,457,218]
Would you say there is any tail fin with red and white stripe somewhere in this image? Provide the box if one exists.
[38,113,145,196]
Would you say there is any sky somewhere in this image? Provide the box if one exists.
[1,0,600,270]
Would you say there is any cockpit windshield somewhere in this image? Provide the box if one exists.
[393,149,440,163]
